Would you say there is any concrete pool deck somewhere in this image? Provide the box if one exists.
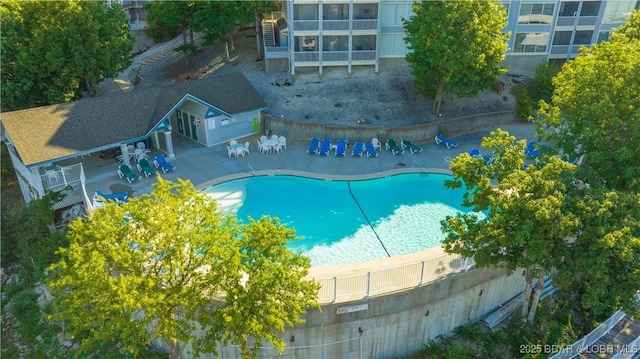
[67,121,536,303]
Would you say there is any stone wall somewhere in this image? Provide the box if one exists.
[263,110,519,145]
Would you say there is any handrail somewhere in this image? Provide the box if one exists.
[549,292,640,359]
[134,32,187,66]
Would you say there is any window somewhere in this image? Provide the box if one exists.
[558,1,579,16]
[513,32,549,52]
[518,2,555,24]
[323,4,348,20]
[574,30,593,44]
[597,31,610,43]
[602,0,637,23]
[353,3,378,19]
[294,4,318,20]
[353,35,376,51]
[553,31,572,45]
[295,36,318,52]
[381,3,411,26]
[323,36,348,51]
[580,1,601,16]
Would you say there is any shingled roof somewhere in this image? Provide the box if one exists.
[1,73,267,167]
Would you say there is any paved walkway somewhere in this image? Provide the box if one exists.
[56,121,536,201]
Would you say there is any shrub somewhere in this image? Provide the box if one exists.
[515,85,536,120]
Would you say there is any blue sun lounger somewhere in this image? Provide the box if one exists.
[352,141,364,157]
[435,134,459,149]
[525,141,540,158]
[318,138,331,156]
[154,155,175,173]
[94,190,129,203]
[365,142,378,157]
[335,139,347,156]
[307,137,320,154]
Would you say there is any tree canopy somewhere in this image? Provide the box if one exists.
[47,178,319,358]
[0,0,133,111]
[403,0,510,116]
[538,10,640,192]
[441,129,578,323]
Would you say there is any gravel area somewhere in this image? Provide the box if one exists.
[129,28,520,127]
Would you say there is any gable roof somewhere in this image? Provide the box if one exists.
[1,73,267,167]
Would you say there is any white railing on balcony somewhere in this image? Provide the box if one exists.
[323,20,349,31]
[353,19,377,30]
[295,51,319,62]
[293,20,319,31]
[314,254,475,303]
[352,50,376,61]
[322,51,348,62]
[41,163,83,190]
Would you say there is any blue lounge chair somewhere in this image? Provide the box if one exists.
[318,138,331,156]
[307,137,320,154]
[435,134,459,149]
[385,139,404,155]
[469,148,481,157]
[401,139,422,154]
[137,158,157,177]
[335,139,347,156]
[154,155,175,173]
[118,164,141,183]
[525,141,540,158]
[365,142,378,157]
[94,190,128,203]
[352,141,364,157]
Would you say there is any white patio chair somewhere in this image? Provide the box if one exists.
[372,138,382,151]
[270,135,278,141]
[278,136,287,151]
[260,135,268,142]
[136,142,146,150]
[243,142,250,155]
[230,140,238,147]
[226,145,233,158]
[235,147,245,158]
[256,140,264,154]
[272,142,283,154]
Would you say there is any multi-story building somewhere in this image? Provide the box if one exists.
[263,0,639,75]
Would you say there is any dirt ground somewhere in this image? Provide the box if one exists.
[138,28,520,128]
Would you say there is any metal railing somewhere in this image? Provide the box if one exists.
[41,163,83,190]
[314,253,475,303]
[134,33,186,66]
[549,292,640,359]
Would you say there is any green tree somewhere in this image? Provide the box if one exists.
[403,0,510,116]
[441,129,578,324]
[538,10,640,192]
[555,186,640,324]
[47,178,319,358]
[144,0,202,69]
[0,0,133,111]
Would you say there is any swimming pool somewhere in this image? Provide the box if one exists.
[204,173,479,266]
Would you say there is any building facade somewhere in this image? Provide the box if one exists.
[263,0,639,75]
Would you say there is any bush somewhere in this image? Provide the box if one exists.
[515,85,536,120]
[527,62,559,104]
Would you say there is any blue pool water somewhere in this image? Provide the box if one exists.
[204,173,479,266]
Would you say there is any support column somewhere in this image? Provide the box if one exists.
[164,131,175,158]
[120,144,131,167]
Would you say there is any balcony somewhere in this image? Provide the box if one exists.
[353,19,377,31]
[41,163,83,190]
[293,20,319,31]
[294,51,319,62]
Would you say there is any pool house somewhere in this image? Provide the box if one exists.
[0,73,267,210]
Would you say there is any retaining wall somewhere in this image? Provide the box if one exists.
[263,110,519,145]
[194,266,526,358]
